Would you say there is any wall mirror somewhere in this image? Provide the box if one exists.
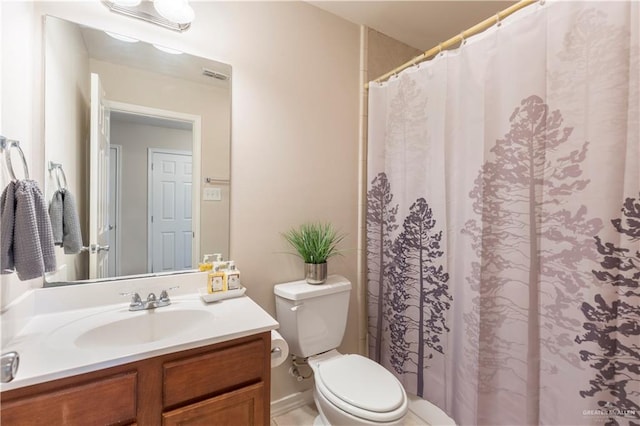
[43,15,231,285]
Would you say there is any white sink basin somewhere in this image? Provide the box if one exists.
[74,309,213,348]
[46,302,217,350]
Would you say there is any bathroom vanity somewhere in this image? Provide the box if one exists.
[0,273,278,425]
[1,332,270,425]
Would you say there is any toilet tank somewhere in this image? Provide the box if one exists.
[274,275,351,358]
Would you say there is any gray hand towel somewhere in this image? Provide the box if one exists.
[1,180,56,281]
[1,181,17,272]
[62,189,82,254]
[49,189,64,246]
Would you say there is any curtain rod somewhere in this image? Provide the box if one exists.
[365,0,537,89]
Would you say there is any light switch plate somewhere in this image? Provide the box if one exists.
[203,187,222,201]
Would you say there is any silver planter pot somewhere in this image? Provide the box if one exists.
[305,262,327,284]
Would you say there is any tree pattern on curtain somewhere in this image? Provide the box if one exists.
[462,95,603,406]
[577,194,640,426]
[386,75,429,163]
[550,8,634,130]
[391,198,451,397]
[367,71,429,366]
[367,172,399,363]
[367,172,452,398]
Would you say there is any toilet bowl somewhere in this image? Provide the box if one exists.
[274,276,408,426]
[308,350,408,426]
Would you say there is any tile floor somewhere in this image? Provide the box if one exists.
[271,403,429,426]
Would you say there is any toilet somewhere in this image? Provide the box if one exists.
[274,275,408,426]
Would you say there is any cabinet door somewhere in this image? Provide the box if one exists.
[1,372,137,425]
[163,338,265,408]
[162,382,264,426]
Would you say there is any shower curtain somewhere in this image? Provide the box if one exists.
[366,1,639,425]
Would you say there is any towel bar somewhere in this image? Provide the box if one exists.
[0,135,29,181]
[48,161,68,190]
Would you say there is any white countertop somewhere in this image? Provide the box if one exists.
[1,277,278,391]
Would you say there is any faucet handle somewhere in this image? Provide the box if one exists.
[159,286,179,302]
[120,292,142,308]
[147,292,157,302]
[1,351,19,383]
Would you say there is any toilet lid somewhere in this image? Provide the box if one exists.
[316,354,404,413]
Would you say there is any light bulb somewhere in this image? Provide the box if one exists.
[153,0,195,25]
[105,31,140,43]
[153,44,183,55]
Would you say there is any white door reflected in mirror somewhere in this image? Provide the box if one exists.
[89,73,111,279]
[148,149,193,273]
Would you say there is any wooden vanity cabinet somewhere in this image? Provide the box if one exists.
[0,332,271,426]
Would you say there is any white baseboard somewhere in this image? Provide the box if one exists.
[270,389,315,418]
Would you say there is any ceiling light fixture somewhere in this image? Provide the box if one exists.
[101,0,193,32]
[153,0,195,25]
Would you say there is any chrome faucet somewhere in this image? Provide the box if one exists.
[121,287,178,311]
[145,292,159,309]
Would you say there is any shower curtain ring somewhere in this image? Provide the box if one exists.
[460,32,466,46]
[495,13,502,27]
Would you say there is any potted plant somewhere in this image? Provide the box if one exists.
[283,222,345,284]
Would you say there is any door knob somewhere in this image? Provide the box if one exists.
[90,244,110,253]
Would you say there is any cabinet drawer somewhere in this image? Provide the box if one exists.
[163,338,265,408]
[1,372,137,425]
[163,381,265,426]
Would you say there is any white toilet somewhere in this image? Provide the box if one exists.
[275,275,408,426]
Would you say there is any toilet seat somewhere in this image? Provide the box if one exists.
[315,354,408,423]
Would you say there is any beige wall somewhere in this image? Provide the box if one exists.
[0,1,43,306]
[367,28,421,83]
[2,1,360,403]
[220,2,361,401]
[44,15,91,282]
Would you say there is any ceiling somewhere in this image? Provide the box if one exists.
[308,1,518,51]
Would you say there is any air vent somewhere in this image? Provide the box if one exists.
[202,68,229,81]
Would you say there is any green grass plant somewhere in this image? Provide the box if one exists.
[283,222,345,264]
